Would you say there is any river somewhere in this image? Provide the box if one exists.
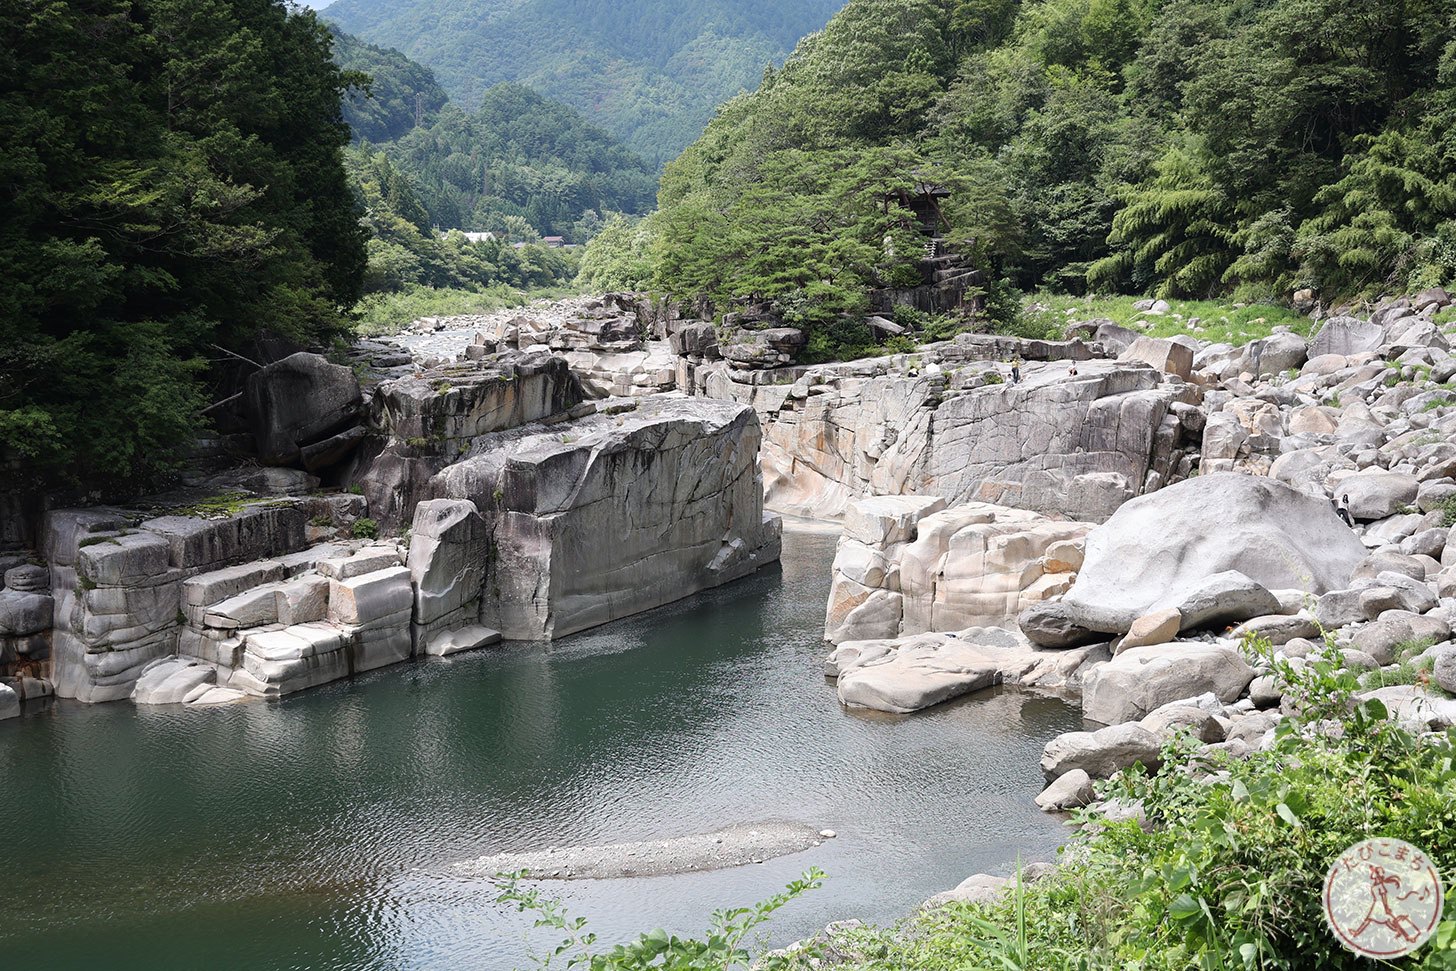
[0,524,1079,970]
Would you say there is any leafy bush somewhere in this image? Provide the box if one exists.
[801,317,880,364]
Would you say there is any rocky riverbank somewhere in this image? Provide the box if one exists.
[790,289,1456,917]
[0,303,782,712]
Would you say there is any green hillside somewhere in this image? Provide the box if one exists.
[323,0,846,167]
[597,0,1456,348]
[383,83,656,238]
[330,35,655,314]
[332,26,449,143]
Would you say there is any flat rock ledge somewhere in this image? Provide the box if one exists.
[450,822,824,880]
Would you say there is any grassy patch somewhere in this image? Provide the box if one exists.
[164,492,267,519]
[1024,293,1311,346]
[1358,637,1449,694]
[353,284,581,337]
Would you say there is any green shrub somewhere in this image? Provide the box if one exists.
[349,518,380,540]
[801,317,878,364]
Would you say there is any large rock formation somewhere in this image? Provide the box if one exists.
[11,343,782,708]
[0,564,51,681]
[245,352,364,470]
[706,339,1198,522]
[406,499,491,654]
[357,352,586,527]
[825,496,1089,644]
[1020,473,1368,644]
[44,504,312,703]
[433,396,781,640]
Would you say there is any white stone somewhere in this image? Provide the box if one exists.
[131,657,217,705]
[1024,474,1368,642]
[328,567,413,630]
[1082,643,1255,726]
[424,625,502,657]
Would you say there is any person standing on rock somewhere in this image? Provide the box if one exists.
[1335,493,1355,527]
[1011,355,1023,383]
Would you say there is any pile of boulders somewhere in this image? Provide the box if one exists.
[1016,467,1456,815]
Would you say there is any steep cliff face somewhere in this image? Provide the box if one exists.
[705,346,1200,522]
[434,397,781,640]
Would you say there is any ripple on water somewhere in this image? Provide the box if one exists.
[0,526,1080,970]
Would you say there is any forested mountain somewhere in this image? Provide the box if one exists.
[332,26,448,143]
[324,0,846,166]
[331,30,653,303]
[598,0,1456,338]
[384,83,656,238]
[348,148,577,296]
[1,0,364,490]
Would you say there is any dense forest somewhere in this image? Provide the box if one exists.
[380,84,657,239]
[585,0,1456,340]
[324,0,846,167]
[347,147,578,297]
[0,0,365,490]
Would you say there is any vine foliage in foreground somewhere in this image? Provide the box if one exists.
[493,867,825,970]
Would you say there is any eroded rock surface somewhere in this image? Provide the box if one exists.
[825,496,1089,644]
[705,339,1198,522]
[435,396,781,640]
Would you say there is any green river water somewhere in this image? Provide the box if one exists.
[0,524,1080,970]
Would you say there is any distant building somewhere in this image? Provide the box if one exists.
[541,236,566,248]
[456,231,497,244]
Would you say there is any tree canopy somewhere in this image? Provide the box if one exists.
[0,0,366,491]
[332,25,449,143]
[381,83,657,240]
[596,0,1456,335]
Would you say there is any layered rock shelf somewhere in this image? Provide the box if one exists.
[1,332,782,715]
